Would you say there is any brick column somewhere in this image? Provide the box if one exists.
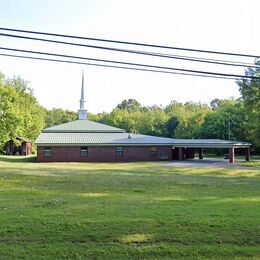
[229,147,235,163]
[199,148,204,160]
[178,147,184,160]
[245,147,250,161]
[186,148,195,159]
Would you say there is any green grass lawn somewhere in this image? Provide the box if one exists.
[202,153,260,167]
[0,156,259,259]
[238,161,260,167]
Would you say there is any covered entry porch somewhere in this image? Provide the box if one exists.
[171,139,251,163]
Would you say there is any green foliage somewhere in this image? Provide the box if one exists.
[0,73,45,150]
[0,160,259,258]
[116,98,142,111]
[166,116,179,137]
[92,97,257,150]
[94,105,169,136]
[45,108,77,128]
[165,101,211,138]
[137,106,169,136]
[201,99,247,141]
[237,59,260,148]
[106,108,139,132]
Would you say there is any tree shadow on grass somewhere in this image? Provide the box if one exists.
[0,155,36,163]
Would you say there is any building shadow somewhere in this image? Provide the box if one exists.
[0,155,37,163]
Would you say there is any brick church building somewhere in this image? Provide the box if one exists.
[35,73,251,163]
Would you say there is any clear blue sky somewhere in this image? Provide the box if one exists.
[0,0,259,113]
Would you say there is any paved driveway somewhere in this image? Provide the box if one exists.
[162,159,260,170]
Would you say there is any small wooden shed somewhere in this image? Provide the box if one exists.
[5,137,32,156]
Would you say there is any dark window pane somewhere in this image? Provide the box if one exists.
[151,147,158,157]
[80,147,88,157]
[44,147,52,157]
[116,147,123,157]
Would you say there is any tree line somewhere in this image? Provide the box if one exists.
[89,98,248,142]
[0,59,259,153]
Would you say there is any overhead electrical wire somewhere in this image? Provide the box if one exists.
[0,32,258,69]
[0,46,259,80]
[0,26,259,58]
[0,27,258,81]
[0,53,242,80]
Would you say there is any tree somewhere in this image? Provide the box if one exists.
[116,99,142,111]
[137,106,169,136]
[165,101,211,138]
[45,108,77,128]
[166,116,179,137]
[0,73,45,151]
[200,99,247,141]
[210,98,221,110]
[237,59,260,148]
[102,108,142,133]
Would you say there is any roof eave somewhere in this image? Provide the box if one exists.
[35,143,174,146]
[42,130,126,133]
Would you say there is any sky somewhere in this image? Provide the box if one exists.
[0,0,259,113]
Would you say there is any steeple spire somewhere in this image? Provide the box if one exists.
[78,71,87,120]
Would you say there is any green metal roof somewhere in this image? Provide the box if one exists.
[43,120,126,133]
[35,132,175,146]
[35,132,251,148]
[36,119,251,148]
[170,139,251,148]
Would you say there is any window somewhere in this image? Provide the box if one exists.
[151,147,158,157]
[80,147,88,157]
[44,147,52,157]
[116,147,124,157]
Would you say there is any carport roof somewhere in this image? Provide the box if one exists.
[171,139,251,148]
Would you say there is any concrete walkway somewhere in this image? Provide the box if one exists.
[162,159,260,170]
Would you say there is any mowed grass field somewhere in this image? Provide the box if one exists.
[0,156,259,259]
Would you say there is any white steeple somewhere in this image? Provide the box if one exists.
[78,71,87,120]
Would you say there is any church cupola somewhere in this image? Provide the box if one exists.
[78,71,88,120]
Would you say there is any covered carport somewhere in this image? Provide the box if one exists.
[171,139,251,163]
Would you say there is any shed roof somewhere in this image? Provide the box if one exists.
[6,137,32,143]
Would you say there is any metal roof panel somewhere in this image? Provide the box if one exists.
[35,132,174,145]
[43,120,126,133]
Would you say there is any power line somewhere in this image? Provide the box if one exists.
[0,32,258,69]
[0,26,259,58]
[1,46,259,80]
[0,53,241,80]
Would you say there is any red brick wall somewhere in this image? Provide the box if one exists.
[37,146,173,162]
[25,142,32,156]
